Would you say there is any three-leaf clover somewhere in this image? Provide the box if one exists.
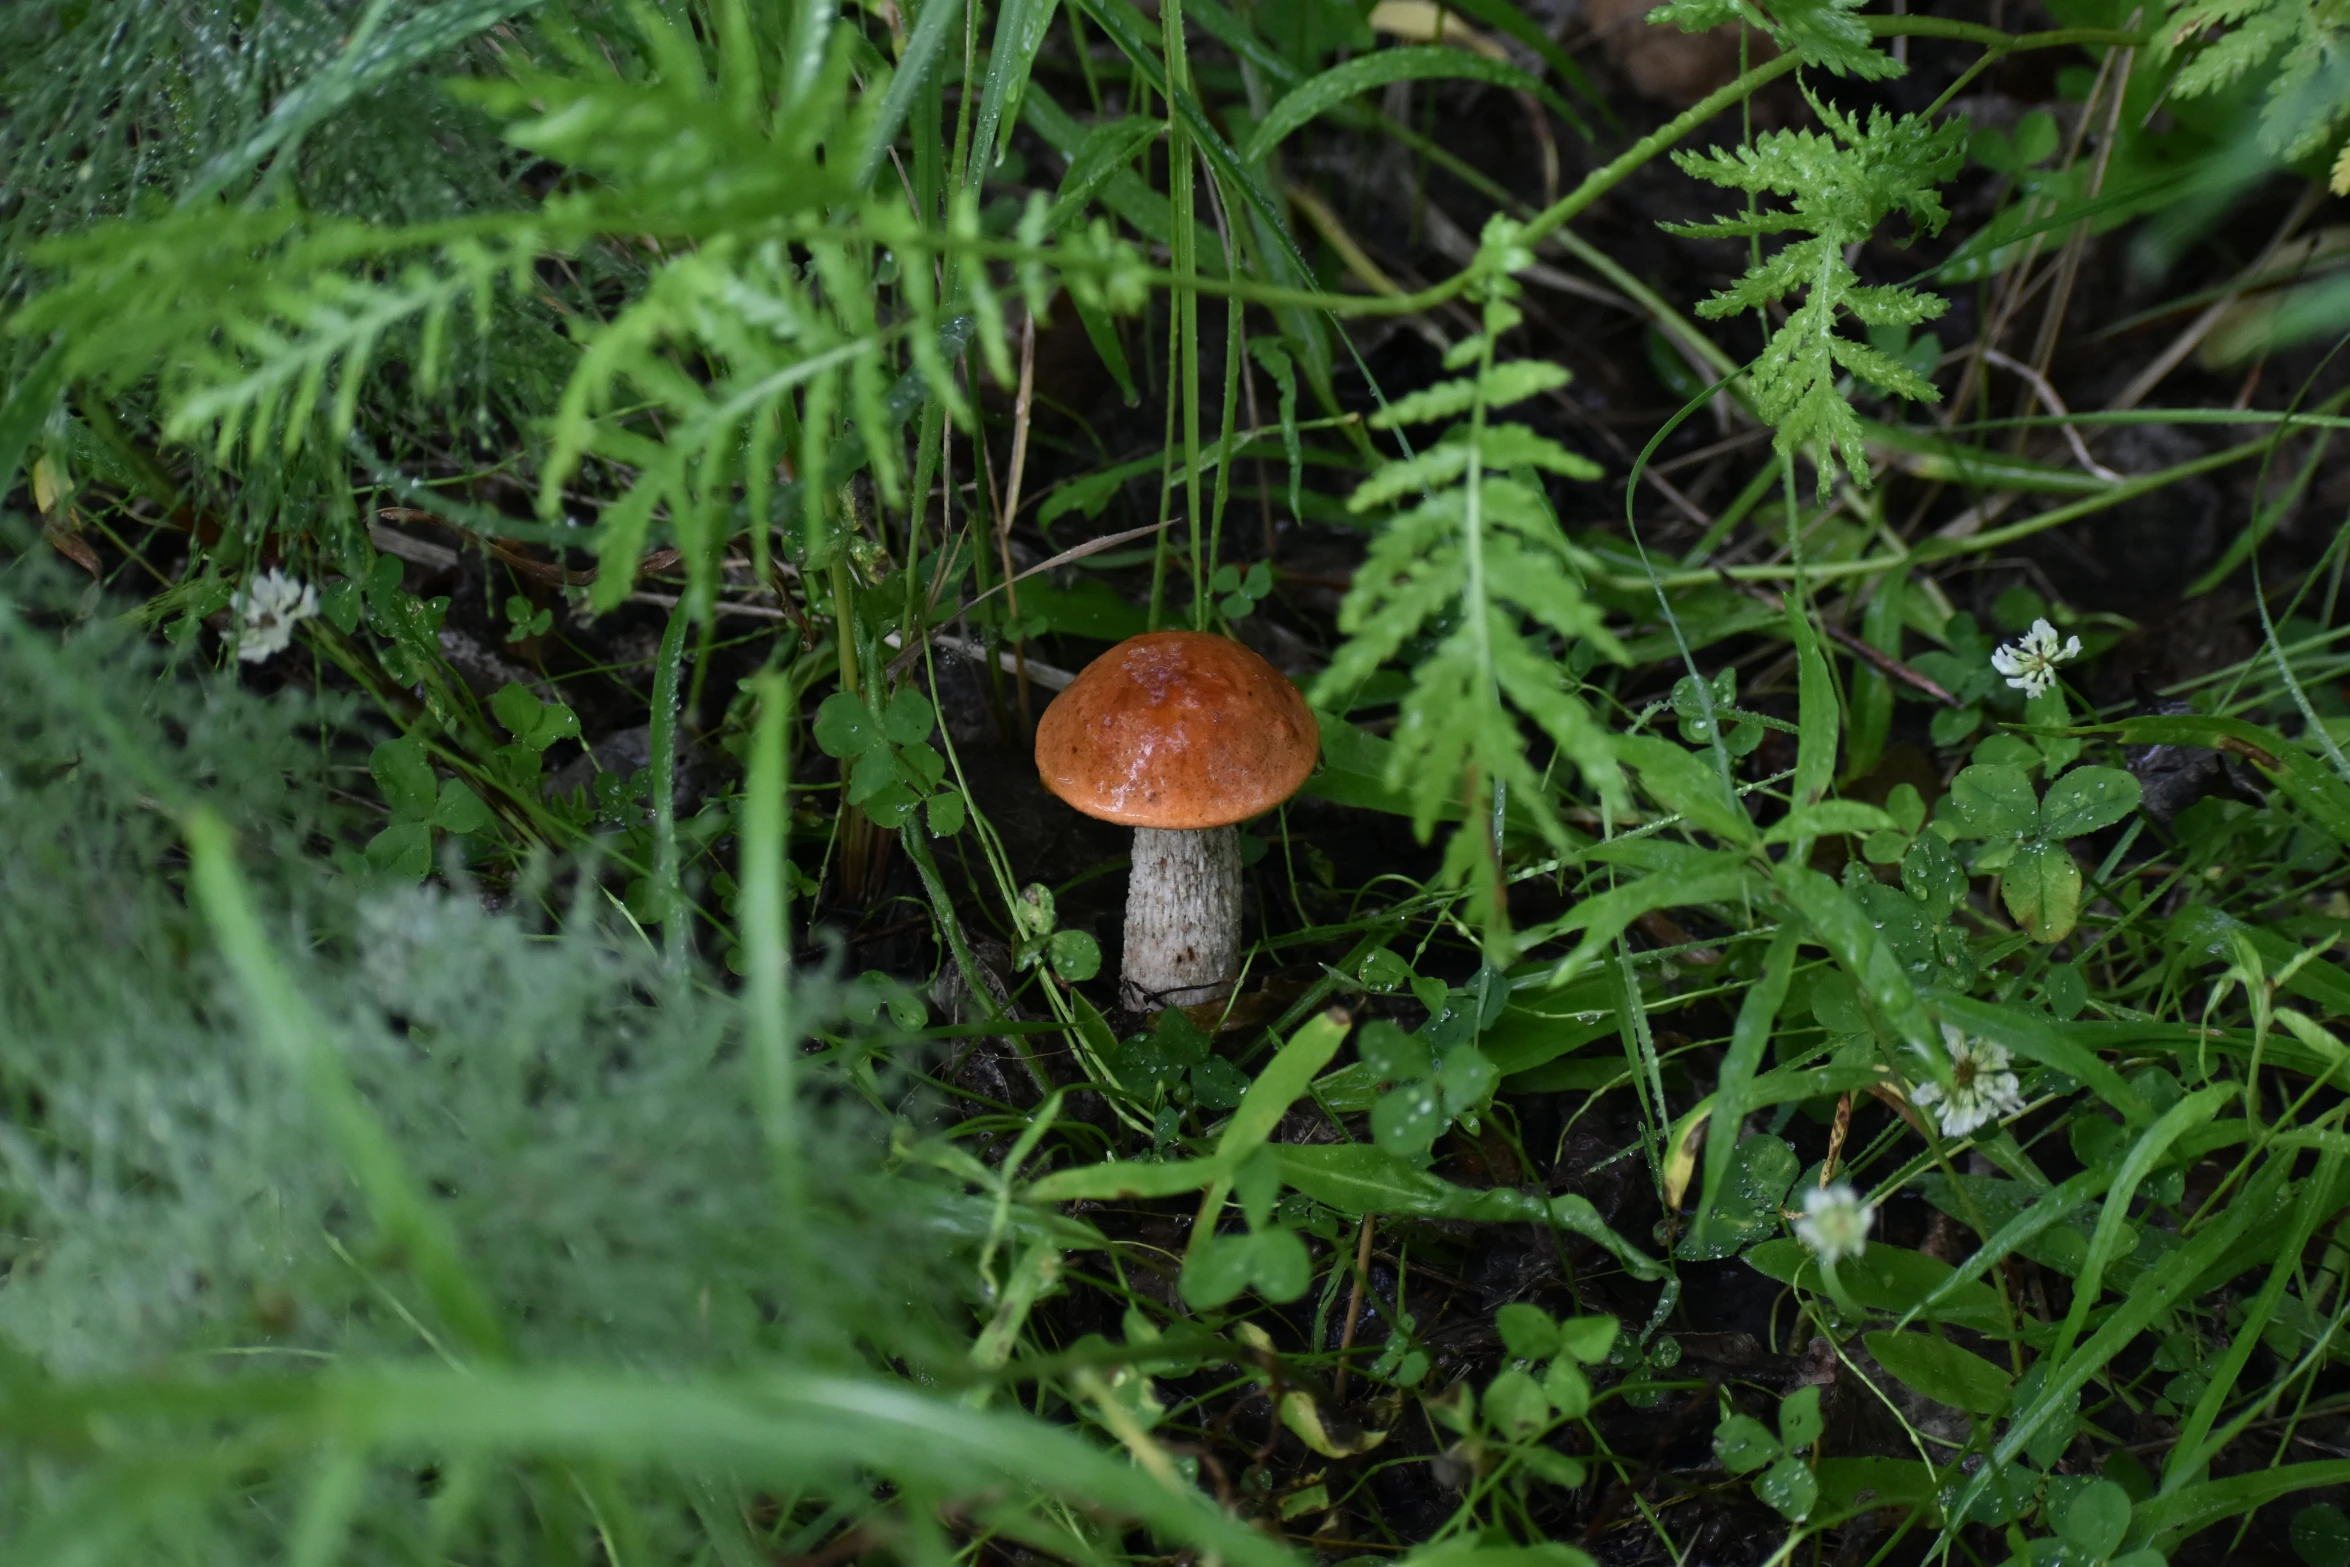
[812,686,966,835]
[503,592,553,643]
[1360,1018,1497,1158]
[1713,1385,1825,1522]
[1107,1004,1249,1111]
[488,682,581,790]
[1939,762,2141,942]
[1496,1304,1618,1415]
[1212,560,1273,620]
[1180,1147,1311,1308]
[365,735,493,878]
[330,553,451,688]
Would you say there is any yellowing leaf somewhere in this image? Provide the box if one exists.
[1279,1390,1390,1456]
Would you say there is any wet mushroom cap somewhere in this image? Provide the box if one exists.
[1034,630,1320,830]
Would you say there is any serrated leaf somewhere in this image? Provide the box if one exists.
[1668,95,1965,493]
[1477,422,1602,479]
[1368,360,1571,429]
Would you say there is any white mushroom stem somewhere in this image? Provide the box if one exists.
[1121,825,1242,1012]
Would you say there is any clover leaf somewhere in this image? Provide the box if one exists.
[813,686,964,834]
[1941,762,2140,942]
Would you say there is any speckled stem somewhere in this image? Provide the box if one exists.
[1121,825,1241,1012]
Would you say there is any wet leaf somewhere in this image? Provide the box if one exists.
[1190,1057,1248,1110]
[1714,1413,1781,1472]
[882,686,935,745]
[1864,1330,2012,1416]
[2058,1478,2131,1559]
[1676,1135,1796,1260]
[1948,763,2037,842]
[370,737,438,821]
[2038,764,2140,840]
[2002,839,2083,944]
[1778,1385,1822,1452]
[1047,929,1100,982]
[812,691,881,758]
[1755,1454,1817,1521]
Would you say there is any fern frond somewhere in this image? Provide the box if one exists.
[1647,0,1901,80]
[1369,361,1572,428]
[1314,223,1624,936]
[1667,93,1966,494]
[2160,0,2350,160]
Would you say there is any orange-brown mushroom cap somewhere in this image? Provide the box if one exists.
[1034,631,1320,829]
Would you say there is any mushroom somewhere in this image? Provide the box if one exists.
[1034,631,1320,1012]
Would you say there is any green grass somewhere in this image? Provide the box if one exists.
[5,0,2350,1563]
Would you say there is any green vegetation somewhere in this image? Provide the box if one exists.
[6,0,2350,1563]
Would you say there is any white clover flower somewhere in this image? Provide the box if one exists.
[1795,1182,1874,1265]
[235,568,319,663]
[1989,617,2081,699]
[1910,1023,2027,1139]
